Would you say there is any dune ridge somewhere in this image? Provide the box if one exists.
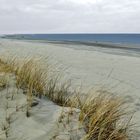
[0,54,133,140]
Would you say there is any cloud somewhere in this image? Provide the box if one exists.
[0,0,140,33]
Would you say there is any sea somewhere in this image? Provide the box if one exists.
[2,34,140,44]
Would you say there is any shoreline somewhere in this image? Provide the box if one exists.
[2,38,140,57]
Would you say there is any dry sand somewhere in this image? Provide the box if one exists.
[0,73,84,140]
[0,39,140,139]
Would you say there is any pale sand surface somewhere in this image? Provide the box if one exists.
[0,39,140,95]
[0,73,84,140]
[0,39,140,139]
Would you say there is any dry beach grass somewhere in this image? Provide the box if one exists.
[0,55,133,140]
[78,93,131,140]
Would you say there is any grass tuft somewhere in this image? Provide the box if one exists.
[0,58,13,73]
[15,58,46,96]
[45,79,72,106]
[78,92,131,140]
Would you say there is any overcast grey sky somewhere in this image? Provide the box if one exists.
[0,0,140,34]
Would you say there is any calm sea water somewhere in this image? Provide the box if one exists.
[3,34,140,44]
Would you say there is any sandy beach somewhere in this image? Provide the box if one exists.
[0,39,140,139]
[0,39,140,95]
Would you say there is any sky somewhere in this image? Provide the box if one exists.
[0,0,140,34]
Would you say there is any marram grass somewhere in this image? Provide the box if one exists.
[78,93,131,140]
[0,55,133,140]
